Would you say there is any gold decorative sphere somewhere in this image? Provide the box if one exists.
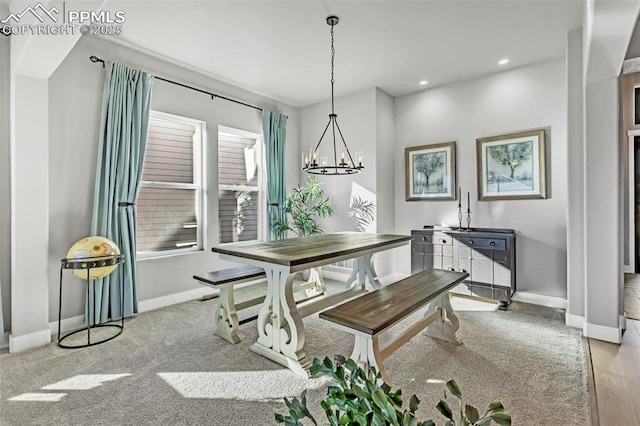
[66,236,121,279]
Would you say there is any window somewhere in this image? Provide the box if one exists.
[136,111,206,257]
[218,126,263,244]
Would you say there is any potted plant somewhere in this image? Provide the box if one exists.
[276,356,511,426]
[272,176,334,292]
[272,176,334,238]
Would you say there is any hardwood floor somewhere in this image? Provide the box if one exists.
[587,275,640,425]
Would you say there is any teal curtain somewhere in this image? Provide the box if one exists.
[90,62,153,324]
[262,110,288,240]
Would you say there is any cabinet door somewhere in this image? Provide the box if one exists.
[411,250,424,273]
[458,255,471,275]
[442,256,454,271]
[494,260,511,287]
[470,257,493,284]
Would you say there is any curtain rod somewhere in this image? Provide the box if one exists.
[89,55,263,112]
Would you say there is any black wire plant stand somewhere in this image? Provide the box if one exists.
[58,254,125,348]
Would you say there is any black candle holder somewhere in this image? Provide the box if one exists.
[466,210,472,231]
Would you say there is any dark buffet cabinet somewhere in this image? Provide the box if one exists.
[411,226,516,310]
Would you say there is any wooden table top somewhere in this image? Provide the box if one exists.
[212,232,411,267]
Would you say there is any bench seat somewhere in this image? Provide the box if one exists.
[320,268,468,381]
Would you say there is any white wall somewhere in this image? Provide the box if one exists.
[299,87,399,277]
[48,35,300,321]
[299,88,377,233]
[394,59,568,298]
[0,33,10,334]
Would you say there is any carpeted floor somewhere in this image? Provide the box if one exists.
[0,281,590,425]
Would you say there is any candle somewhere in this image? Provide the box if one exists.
[467,192,470,212]
[458,187,461,208]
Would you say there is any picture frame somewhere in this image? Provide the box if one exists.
[405,141,456,201]
[476,129,546,200]
[635,86,640,126]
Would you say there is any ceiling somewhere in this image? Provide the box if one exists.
[107,1,584,107]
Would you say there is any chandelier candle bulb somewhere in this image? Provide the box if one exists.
[458,187,461,208]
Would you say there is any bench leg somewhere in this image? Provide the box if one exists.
[215,285,240,344]
[423,293,462,345]
[350,334,388,384]
[305,267,327,298]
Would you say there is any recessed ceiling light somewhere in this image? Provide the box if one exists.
[498,58,510,65]
[419,80,428,85]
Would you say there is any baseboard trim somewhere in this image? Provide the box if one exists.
[512,292,567,309]
[584,322,622,343]
[620,315,627,330]
[49,314,85,336]
[565,312,584,329]
[624,264,634,273]
[9,328,51,353]
[138,287,216,313]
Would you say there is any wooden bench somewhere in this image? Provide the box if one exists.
[194,265,326,344]
[319,268,469,382]
[194,265,267,344]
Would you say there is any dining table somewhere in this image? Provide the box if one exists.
[211,232,412,376]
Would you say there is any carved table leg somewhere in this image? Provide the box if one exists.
[214,284,240,344]
[423,293,463,345]
[347,255,382,290]
[251,266,310,377]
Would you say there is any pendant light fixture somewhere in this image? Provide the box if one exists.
[302,16,364,175]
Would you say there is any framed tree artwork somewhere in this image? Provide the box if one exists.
[405,141,456,201]
[476,129,546,200]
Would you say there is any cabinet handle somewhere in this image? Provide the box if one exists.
[490,241,496,246]
[461,269,468,273]
[449,267,455,271]
[441,239,447,244]
[468,240,474,245]
[422,236,427,241]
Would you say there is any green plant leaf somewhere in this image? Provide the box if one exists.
[487,400,505,412]
[446,379,462,399]
[409,395,420,413]
[372,388,398,423]
[474,415,493,426]
[274,413,286,423]
[491,412,512,426]
[418,421,436,426]
[436,400,454,420]
[465,404,480,423]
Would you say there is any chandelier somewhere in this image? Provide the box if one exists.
[302,16,364,175]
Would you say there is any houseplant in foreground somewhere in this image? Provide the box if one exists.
[275,356,511,426]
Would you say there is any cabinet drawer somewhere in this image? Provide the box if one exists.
[412,232,434,244]
[433,232,453,246]
[457,237,506,251]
